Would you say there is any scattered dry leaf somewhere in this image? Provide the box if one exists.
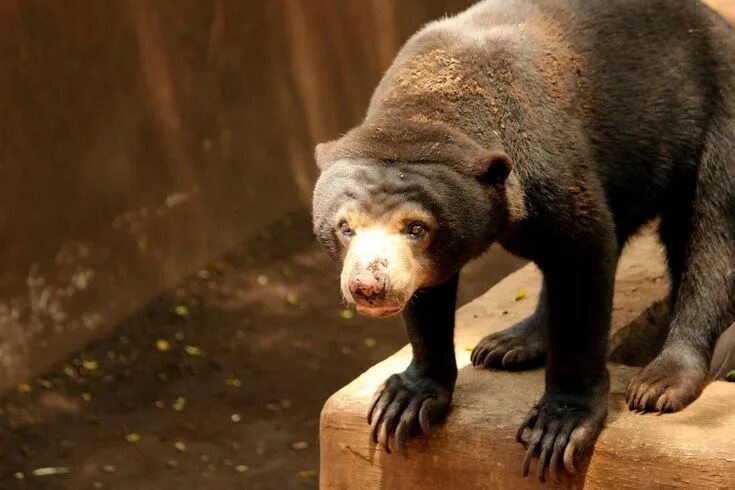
[209,261,225,272]
[363,338,377,348]
[291,441,309,451]
[297,469,317,479]
[156,339,171,352]
[82,360,99,371]
[173,397,187,412]
[173,305,189,318]
[235,465,249,473]
[16,384,31,394]
[184,345,203,356]
[285,293,300,306]
[513,289,526,302]
[125,432,141,443]
[31,467,70,477]
[174,441,187,453]
[338,308,354,320]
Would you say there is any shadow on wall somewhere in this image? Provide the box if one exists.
[0,0,477,394]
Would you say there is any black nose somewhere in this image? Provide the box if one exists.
[349,277,387,303]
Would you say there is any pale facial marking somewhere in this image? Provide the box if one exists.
[336,203,437,317]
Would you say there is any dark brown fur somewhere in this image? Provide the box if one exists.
[313,0,735,481]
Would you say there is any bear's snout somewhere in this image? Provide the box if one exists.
[346,259,406,318]
[349,276,387,303]
[349,259,389,304]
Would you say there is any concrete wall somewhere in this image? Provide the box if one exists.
[0,0,475,394]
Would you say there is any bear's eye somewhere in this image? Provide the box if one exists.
[406,222,428,239]
[339,220,354,237]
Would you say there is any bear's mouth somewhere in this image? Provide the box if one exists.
[355,303,404,318]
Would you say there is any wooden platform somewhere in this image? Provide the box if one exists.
[320,235,735,489]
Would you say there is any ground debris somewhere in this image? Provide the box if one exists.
[125,432,141,443]
[338,308,355,320]
[173,305,189,318]
[16,384,32,394]
[31,467,70,477]
[156,339,172,352]
[173,397,187,412]
[285,293,300,306]
[184,345,203,356]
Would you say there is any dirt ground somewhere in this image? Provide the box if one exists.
[0,213,522,490]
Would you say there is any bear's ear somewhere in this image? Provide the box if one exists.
[314,141,338,171]
[474,150,513,186]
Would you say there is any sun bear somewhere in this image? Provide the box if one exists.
[312,0,735,481]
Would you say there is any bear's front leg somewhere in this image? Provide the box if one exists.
[368,274,458,454]
[517,233,617,482]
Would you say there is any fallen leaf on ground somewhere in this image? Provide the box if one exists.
[173,397,187,412]
[173,305,189,318]
[235,465,249,473]
[16,384,31,394]
[82,360,98,371]
[513,289,526,302]
[209,261,226,272]
[184,345,203,356]
[363,338,377,348]
[339,308,355,320]
[291,441,309,450]
[156,339,171,352]
[31,467,70,477]
[297,470,317,479]
[174,441,187,453]
[125,432,141,443]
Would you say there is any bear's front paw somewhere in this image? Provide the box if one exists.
[516,390,607,483]
[367,372,452,455]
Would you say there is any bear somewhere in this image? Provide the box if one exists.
[312,0,735,482]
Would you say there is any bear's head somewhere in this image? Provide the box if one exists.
[312,117,513,318]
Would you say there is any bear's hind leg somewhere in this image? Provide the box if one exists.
[627,119,735,413]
